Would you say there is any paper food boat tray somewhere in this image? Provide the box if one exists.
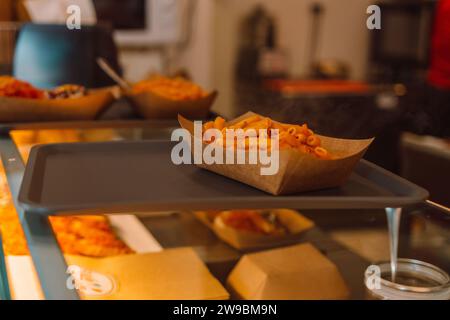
[179,112,374,195]
[0,87,115,123]
[194,209,315,250]
[127,90,218,119]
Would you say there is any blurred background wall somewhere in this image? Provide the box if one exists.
[211,0,374,115]
[114,0,377,116]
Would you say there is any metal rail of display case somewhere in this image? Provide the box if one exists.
[0,132,79,299]
[0,120,447,300]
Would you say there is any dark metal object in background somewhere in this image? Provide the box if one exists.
[235,5,280,81]
[369,0,436,83]
[307,3,324,77]
[401,134,450,207]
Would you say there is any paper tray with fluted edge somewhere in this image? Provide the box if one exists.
[126,90,218,119]
[179,112,375,195]
[194,209,315,250]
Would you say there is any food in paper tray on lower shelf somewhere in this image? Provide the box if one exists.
[195,209,314,250]
[127,75,218,119]
[178,112,374,195]
[65,247,229,300]
[50,216,133,257]
[0,209,133,257]
[0,76,115,122]
[0,162,132,257]
[227,243,349,300]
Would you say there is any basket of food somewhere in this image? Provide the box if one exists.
[178,112,374,195]
[195,209,314,250]
[126,75,217,119]
[0,76,116,122]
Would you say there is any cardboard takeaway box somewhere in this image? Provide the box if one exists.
[65,247,229,300]
[227,243,349,300]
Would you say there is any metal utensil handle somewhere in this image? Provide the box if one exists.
[96,57,131,91]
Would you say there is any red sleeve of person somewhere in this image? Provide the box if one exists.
[428,0,450,89]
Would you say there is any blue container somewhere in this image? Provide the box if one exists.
[13,23,121,89]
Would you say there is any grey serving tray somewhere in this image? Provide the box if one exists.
[18,141,428,215]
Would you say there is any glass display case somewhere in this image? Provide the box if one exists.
[0,120,448,300]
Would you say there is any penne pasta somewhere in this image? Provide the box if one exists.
[243,115,261,125]
[306,135,321,147]
[245,118,271,131]
[314,147,330,159]
[203,121,214,131]
[271,122,288,131]
[214,116,226,130]
[229,120,248,130]
[202,115,331,159]
[287,126,297,135]
[294,133,307,144]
